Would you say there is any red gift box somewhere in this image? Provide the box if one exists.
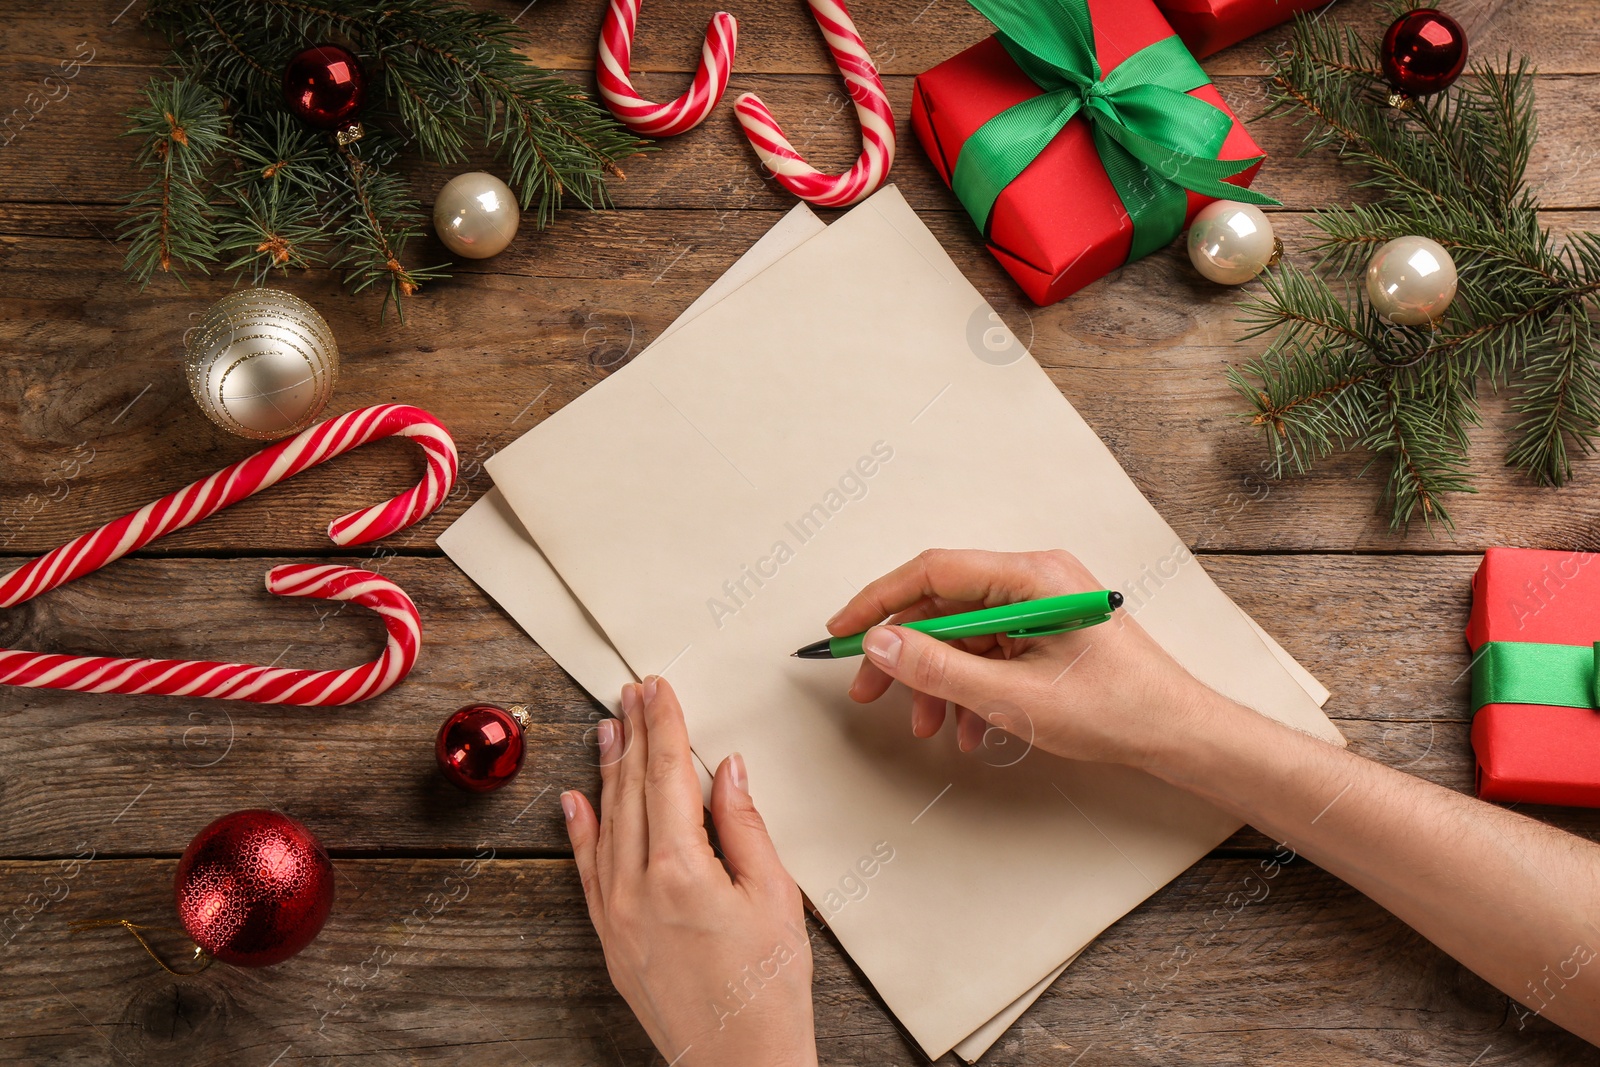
[1465,547,1600,807]
[911,0,1267,306]
[1155,0,1330,59]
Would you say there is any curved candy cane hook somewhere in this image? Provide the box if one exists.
[0,404,458,705]
[597,0,738,137]
[733,0,895,207]
[0,565,420,706]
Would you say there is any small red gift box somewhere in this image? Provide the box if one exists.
[1465,547,1600,807]
[911,0,1268,306]
[1154,0,1331,59]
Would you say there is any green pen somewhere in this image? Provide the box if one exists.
[791,590,1124,659]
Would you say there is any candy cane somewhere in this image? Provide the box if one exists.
[597,0,737,137]
[0,404,458,705]
[0,565,419,705]
[733,0,894,207]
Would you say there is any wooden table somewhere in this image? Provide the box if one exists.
[3,1,1598,1063]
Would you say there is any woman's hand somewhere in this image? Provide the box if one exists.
[830,548,1226,770]
[562,677,817,1067]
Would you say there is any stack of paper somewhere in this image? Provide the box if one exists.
[440,189,1340,1061]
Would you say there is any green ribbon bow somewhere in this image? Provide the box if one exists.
[951,0,1278,262]
[1471,641,1600,712]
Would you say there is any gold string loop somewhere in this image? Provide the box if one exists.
[68,919,213,977]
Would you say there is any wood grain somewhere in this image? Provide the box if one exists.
[3,0,1600,78]
[8,57,1600,213]
[4,0,1600,1063]
[3,553,1597,858]
[0,855,1589,1066]
[8,211,1600,556]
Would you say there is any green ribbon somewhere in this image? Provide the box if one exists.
[951,0,1277,262]
[1470,640,1600,712]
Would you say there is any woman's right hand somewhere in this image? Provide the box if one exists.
[828,549,1228,771]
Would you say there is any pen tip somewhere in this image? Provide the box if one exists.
[1108,590,1124,610]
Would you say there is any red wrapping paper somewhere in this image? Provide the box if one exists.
[1155,0,1330,59]
[1465,547,1600,807]
[910,0,1266,306]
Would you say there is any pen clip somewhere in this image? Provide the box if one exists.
[1004,614,1111,639]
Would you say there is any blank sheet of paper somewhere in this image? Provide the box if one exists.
[484,187,1342,1058]
[439,204,828,716]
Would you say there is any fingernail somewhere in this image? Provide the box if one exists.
[560,791,577,821]
[596,718,615,752]
[826,607,846,629]
[863,626,902,667]
[621,683,641,718]
[728,752,748,795]
[959,711,984,753]
[642,675,659,704]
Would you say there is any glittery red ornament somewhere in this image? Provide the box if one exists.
[282,45,368,130]
[174,810,334,967]
[1381,9,1468,101]
[436,704,528,792]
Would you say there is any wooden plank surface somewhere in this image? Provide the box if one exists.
[9,212,1600,556]
[8,60,1600,211]
[4,0,1600,77]
[1,857,1591,1066]
[2,0,1598,1063]
[2,552,1595,857]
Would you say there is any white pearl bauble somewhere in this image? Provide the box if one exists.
[433,172,520,259]
[1186,200,1280,285]
[184,289,338,440]
[1366,235,1457,326]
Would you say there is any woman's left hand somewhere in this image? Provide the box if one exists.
[563,676,818,1067]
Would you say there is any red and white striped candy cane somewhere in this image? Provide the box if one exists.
[597,0,737,137]
[0,404,458,705]
[733,0,894,207]
[0,565,420,705]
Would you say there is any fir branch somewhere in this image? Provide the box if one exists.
[127,0,644,314]
[329,135,447,321]
[145,0,644,210]
[1232,12,1600,529]
[1362,370,1474,527]
[217,112,333,279]
[1229,340,1382,478]
[1505,305,1600,484]
[121,77,232,284]
[1303,202,1422,274]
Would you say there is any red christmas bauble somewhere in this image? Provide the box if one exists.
[283,45,368,130]
[174,810,334,967]
[1381,9,1467,99]
[436,704,527,792]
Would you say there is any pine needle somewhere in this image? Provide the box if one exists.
[121,77,231,284]
[1232,18,1600,530]
[123,0,646,316]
